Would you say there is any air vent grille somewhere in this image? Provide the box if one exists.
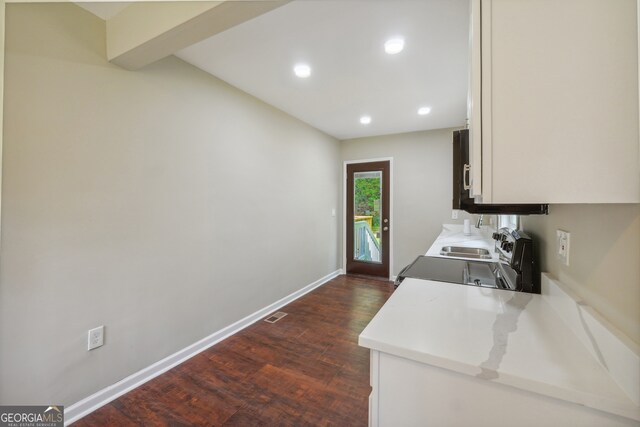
[264,311,288,323]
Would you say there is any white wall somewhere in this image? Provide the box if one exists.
[341,129,474,276]
[0,3,340,405]
[523,205,640,345]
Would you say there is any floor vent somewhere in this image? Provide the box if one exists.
[264,311,288,323]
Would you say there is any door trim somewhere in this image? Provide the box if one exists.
[343,157,393,280]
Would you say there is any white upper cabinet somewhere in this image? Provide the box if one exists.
[469,0,640,204]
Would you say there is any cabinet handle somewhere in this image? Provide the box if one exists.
[463,164,471,190]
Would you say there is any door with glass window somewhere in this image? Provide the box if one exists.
[346,161,390,278]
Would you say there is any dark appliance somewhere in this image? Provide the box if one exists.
[453,129,549,215]
[395,227,538,294]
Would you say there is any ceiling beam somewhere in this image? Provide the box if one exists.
[107,1,290,70]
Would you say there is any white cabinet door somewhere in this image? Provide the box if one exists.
[469,0,483,198]
[476,0,639,204]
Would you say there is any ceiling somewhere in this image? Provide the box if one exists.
[78,0,470,140]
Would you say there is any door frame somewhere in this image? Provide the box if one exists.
[343,157,394,280]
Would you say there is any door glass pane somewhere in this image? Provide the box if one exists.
[353,171,382,263]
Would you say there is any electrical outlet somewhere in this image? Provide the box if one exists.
[88,326,104,351]
[331,208,336,217]
[452,210,459,219]
[556,230,570,266]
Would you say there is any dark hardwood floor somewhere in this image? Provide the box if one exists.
[73,274,394,426]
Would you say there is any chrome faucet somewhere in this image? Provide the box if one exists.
[475,214,484,229]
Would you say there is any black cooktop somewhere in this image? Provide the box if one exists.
[394,256,506,290]
[396,256,467,285]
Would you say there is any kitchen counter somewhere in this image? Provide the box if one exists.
[359,276,640,424]
[425,223,498,262]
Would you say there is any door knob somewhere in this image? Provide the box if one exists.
[383,219,388,223]
[383,226,389,231]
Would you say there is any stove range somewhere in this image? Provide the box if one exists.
[395,228,538,294]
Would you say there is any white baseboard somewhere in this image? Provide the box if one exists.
[64,269,343,425]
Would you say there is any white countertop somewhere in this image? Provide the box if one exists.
[359,278,640,422]
[425,223,499,262]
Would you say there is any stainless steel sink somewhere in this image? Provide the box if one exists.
[440,246,492,260]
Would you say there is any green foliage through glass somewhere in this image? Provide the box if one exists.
[354,177,381,229]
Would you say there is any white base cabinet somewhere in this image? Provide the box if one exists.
[469,0,640,204]
[368,350,637,427]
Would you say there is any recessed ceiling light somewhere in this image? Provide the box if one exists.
[360,115,372,125]
[293,63,311,78]
[384,38,405,55]
[418,106,432,115]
